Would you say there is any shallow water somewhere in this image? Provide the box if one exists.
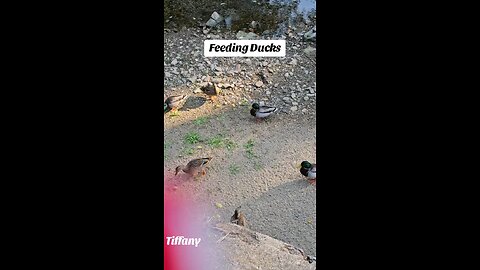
[164,0,316,34]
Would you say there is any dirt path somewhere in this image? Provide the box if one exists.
[164,28,317,256]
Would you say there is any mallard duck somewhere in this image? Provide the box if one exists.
[201,82,221,102]
[300,161,316,185]
[164,95,187,113]
[230,206,247,227]
[175,157,212,179]
[250,103,278,122]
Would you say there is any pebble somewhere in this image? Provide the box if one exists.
[290,106,298,112]
[171,59,178,65]
[266,90,271,95]
[255,81,264,88]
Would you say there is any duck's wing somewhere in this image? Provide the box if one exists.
[167,95,187,104]
[258,106,278,114]
[187,157,211,168]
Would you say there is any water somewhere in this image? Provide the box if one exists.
[164,0,316,34]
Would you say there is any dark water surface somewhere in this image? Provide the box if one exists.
[164,0,316,34]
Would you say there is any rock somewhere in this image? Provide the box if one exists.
[171,59,178,65]
[206,18,217,27]
[266,91,271,95]
[165,72,171,78]
[303,46,316,55]
[289,59,298,65]
[291,93,296,99]
[193,88,203,94]
[211,12,222,22]
[303,96,309,101]
[237,31,259,40]
[213,223,316,270]
[283,97,292,104]
[255,81,264,88]
[292,102,298,106]
[309,88,315,94]
[304,26,316,40]
[225,16,232,29]
[290,106,298,112]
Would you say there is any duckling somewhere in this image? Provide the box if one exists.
[201,82,221,102]
[175,157,212,179]
[250,103,278,122]
[230,206,247,227]
[300,161,316,185]
[164,95,187,113]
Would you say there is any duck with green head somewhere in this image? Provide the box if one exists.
[250,103,278,122]
[300,161,316,185]
[164,95,188,113]
[175,157,212,179]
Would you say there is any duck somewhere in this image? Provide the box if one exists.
[230,206,247,227]
[164,95,187,113]
[175,157,212,179]
[201,82,221,102]
[250,103,278,122]
[300,161,316,185]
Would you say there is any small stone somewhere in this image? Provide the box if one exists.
[292,102,298,106]
[304,46,316,55]
[165,72,171,78]
[255,81,264,88]
[291,93,296,99]
[284,73,290,78]
[304,96,309,101]
[206,18,217,27]
[302,108,308,113]
[266,91,271,95]
[290,106,298,112]
[211,12,222,22]
[309,88,315,94]
[171,59,178,65]
[289,59,298,65]
[193,88,202,93]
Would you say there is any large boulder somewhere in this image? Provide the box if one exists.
[213,223,316,270]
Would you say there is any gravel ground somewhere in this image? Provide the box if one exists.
[163,26,317,256]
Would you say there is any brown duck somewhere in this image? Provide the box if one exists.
[230,206,247,227]
[201,82,221,102]
[175,157,212,178]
